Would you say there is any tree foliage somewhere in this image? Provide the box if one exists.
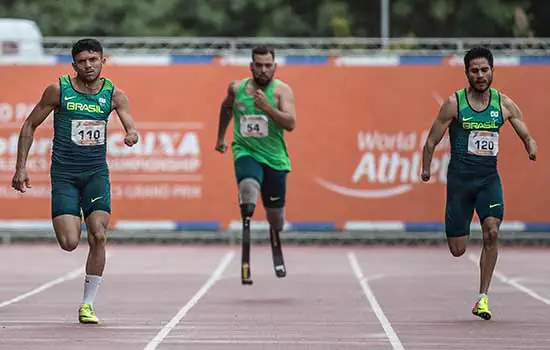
[0,0,545,37]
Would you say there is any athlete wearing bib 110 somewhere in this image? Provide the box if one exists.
[12,38,139,326]
[445,87,504,237]
[51,74,113,219]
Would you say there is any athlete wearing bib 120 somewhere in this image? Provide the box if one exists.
[421,46,537,321]
[215,45,296,284]
[11,38,139,325]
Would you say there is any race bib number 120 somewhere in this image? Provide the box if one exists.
[468,131,499,156]
[240,114,269,138]
[71,120,106,146]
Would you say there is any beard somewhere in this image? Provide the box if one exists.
[469,76,492,93]
[253,74,272,88]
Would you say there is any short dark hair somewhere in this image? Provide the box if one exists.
[71,38,103,59]
[252,45,275,60]
[464,46,494,70]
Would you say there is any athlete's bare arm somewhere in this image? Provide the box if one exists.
[421,95,457,182]
[215,80,238,153]
[255,83,296,132]
[112,87,139,147]
[12,83,60,192]
[502,94,537,161]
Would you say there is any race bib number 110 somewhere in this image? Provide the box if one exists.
[71,120,106,146]
[468,131,499,156]
[240,114,269,138]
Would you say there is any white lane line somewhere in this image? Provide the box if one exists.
[467,253,550,306]
[348,252,405,350]
[144,250,235,350]
[0,252,113,308]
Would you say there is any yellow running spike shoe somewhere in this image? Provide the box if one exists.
[472,295,492,320]
[79,303,99,324]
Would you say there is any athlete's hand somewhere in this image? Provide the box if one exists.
[12,168,31,193]
[215,139,228,153]
[527,140,537,161]
[254,89,270,112]
[124,131,139,147]
[421,169,430,182]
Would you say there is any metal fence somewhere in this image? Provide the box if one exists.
[40,37,550,56]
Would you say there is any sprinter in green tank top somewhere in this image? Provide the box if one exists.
[11,39,139,325]
[216,46,296,284]
[422,47,537,321]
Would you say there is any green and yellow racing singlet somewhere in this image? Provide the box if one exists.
[51,75,114,174]
[448,88,504,176]
[231,78,291,171]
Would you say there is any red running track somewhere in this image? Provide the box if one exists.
[1,244,550,349]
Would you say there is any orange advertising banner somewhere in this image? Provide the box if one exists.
[0,65,547,227]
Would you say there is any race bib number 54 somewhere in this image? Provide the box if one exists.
[468,131,499,156]
[240,114,269,138]
[71,120,106,146]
